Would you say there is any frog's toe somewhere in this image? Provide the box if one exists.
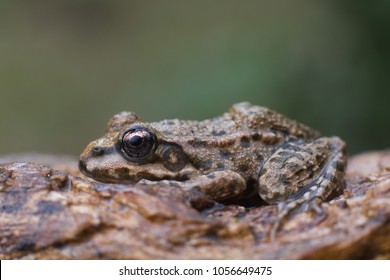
[267,179,340,243]
[270,194,331,242]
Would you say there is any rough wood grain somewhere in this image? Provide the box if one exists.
[1,151,390,259]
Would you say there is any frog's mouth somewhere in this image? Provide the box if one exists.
[79,152,196,184]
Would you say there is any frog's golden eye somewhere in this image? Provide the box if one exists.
[120,127,157,161]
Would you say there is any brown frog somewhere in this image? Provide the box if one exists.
[79,102,346,234]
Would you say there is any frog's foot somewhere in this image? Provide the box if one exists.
[258,136,347,242]
[269,197,328,242]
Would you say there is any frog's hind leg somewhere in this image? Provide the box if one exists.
[258,136,347,242]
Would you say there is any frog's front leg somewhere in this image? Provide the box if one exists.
[142,170,247,202]
[184,170,248,201]
[258,136,347,240]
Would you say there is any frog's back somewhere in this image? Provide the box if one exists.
[226,102,320,140]
[151,102,320,140]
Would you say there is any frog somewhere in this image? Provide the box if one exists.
[79,102,347,237]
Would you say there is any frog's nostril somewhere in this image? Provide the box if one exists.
[91,146,104,156]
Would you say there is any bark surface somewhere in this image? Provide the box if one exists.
[1,151,390,259]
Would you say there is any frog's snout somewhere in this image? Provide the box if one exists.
[78,142,107,176]
[78,139,124,180]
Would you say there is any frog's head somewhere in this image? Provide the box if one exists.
[79,112,199,183]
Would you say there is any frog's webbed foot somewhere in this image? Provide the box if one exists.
[258,136,347,242]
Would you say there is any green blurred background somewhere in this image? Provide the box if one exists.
[0,0,389,156]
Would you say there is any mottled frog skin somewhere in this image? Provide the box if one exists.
[79,102,346,232]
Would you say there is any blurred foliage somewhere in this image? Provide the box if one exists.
[0,0,389,155]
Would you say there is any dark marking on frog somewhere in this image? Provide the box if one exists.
[189,137,204,147]
[116,167,130,177]
[239,163,249,173]
[255,152,264,162]
[240,136,251,148]
[219,150,231,159]
[212,130,227,136]
[251,133,261,141]
[192,159,213,171]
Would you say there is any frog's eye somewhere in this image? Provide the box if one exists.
[120,127,157,161]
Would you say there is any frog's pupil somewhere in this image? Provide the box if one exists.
[129,135,143,147]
